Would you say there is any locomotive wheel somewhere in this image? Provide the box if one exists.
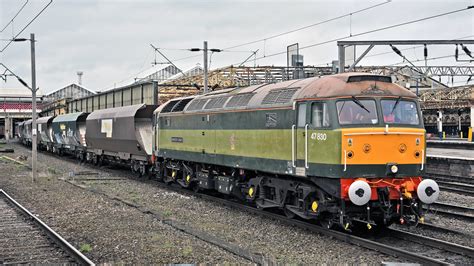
[319,213,334,229]
[284,207,296,219]
[192,182,200,193]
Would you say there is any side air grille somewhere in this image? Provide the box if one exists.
[161,100,180,113]
[261,88,298,105]
[186,99,208,111]
[226,93,254,108]
[171,98,193,112]
[204,96,229,109]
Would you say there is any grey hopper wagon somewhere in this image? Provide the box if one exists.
[22,119,33,146]
[51,112,88,154]
[17,121,25,142]
[36,116,55,150]
[85,104,157,163]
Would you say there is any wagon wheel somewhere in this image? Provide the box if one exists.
[92,155,99,166]
[138,165,146,178]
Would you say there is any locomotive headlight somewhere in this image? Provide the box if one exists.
[390,165,398,174]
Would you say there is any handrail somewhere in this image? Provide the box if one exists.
[291,125,296,167]
[344,150,347,172]
[421,149,425,171]
[305,124,309,169]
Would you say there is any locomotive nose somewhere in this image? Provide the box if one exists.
[348,180,372,206]
[417,179,440,204]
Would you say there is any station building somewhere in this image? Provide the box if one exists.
[0,87,43,140]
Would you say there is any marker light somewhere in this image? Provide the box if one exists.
[390,165,399,174]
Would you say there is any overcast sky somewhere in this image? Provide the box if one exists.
[0,0,473,94]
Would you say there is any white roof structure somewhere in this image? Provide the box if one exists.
[0,87,43,98]
[47,83,96,95]
[158,65,203,84]
[108,64,181,90]
[45,83,96,102]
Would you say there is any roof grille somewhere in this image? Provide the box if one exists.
[261,88,298,105]
[347,75,392,83]
[171,98,193,112]
[186,99,208,111]
[226,93,254,108]
[204,96,229,109]
[161,100,180,113]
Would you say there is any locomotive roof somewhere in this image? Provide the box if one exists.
[156,72,417,114]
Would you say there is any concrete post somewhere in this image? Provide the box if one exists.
[5,117,11,141]
[203,41,208,94]
[30,33,37,182]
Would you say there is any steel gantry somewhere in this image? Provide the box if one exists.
[337,40,474,74]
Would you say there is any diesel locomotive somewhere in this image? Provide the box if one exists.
[18,72,440,230]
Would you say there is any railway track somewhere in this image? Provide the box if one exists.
[0,190,94,265]
[10,145,473,265]
[437,180,474,196]
[434,176,474,185]
[376,228,474,264]
[49,154,473,265]
[427,175,474,197]
[111,178,470,265]
[424,202,474,222]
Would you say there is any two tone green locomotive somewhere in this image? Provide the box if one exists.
[153,72,440,229]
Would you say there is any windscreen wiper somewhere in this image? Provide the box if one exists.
[390,96,402,114]
[351,96,370,113]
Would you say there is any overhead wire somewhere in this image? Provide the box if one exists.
[162,0,391,64]
[223,0,392,50]
[0,0,29,33]
[0,0,53,53]
[237,5,473,65]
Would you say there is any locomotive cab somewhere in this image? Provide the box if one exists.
[293,77,439,228]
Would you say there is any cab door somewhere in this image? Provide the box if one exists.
[294,102,309,176]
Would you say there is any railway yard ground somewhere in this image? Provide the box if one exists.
[1,141,473,264]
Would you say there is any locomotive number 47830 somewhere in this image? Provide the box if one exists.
[311,132,327,141]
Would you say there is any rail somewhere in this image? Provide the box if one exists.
[0,190,94,266]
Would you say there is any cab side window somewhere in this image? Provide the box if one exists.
[312,102,330,128]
